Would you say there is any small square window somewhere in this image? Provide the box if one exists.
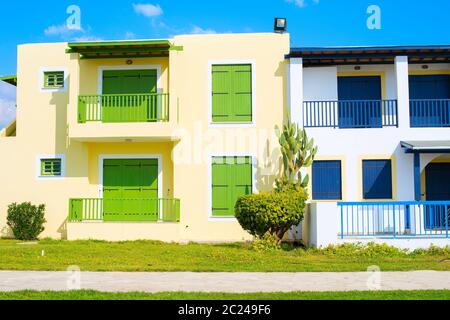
[40,159,62,177]
[43,71,64,89]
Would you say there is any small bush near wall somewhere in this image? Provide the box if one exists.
[235,188,308,245]
[7,202,46,240]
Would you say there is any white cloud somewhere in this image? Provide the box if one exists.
[286,0,306,8]
[286,0,320,7]
[0,99,16,129]
[190,26,217,35]
[133,3,163,17]
[44,24,71,36]
[72,35,103,42]
[0,82,16,128]
[125,31,136,39]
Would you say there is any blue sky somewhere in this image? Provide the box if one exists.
[0,0,449,127]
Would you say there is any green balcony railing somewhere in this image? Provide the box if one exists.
[78,93,169,123]
[68,198,180,223]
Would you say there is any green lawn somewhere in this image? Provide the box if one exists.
[0,290,449,300]
[0,239,449,272]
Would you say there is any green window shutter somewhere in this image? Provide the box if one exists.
[212,64,252,123]
[212,156,253,217]
[102,70,157,94]
[40,159,62,176]
[44,72,64,88]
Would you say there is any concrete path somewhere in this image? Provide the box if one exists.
[0,271,449,292]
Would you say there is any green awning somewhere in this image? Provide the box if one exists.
[66,39,181,59]
[0,75,17,86]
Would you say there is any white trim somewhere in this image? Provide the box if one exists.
[207,152,258,222]
[39,67,69,93]
[36,154,66,180]
[207,60,257,128]
[97,65,163,95]
[98,154,163,200]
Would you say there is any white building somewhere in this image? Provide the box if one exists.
[288,46,450,249]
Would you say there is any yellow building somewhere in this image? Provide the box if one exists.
[0,33,290,242]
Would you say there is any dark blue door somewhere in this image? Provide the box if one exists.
[409,75,450,127]
[338,76,382,128]
[425,163,450,229]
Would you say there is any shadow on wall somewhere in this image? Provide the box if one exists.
[275,60,289,124]
[256,138,282,192]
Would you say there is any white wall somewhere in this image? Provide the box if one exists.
[299,62,450,202]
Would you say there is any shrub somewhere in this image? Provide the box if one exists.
[7,202,46,240]
[235,188,307,243]
[251,233,281,252]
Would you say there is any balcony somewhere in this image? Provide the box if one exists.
[410,99,450,128]
[68,198,181,223]
[338,201,450,239]
[78,93,169,123]
[303,100,398,129]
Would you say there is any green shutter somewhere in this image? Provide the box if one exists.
[212,156,252,217]
[103,159,159,221]
[40,159,62,176]
[212,64,252,123]
[102,70,158,123]
[43,72,64,88]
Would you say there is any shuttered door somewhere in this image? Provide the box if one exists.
[409,75,450,126]
[425,163,450,229]
[212,157,252,217]
[362,160,392,199]
[212,65,252,123]
[103,159,159,221]
[102,70,157,122]
[338,76,382,128]
[312,161,342,200]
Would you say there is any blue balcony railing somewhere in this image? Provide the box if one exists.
[303,100,398,128]
[338,201,450,239]
[410,99,450,128]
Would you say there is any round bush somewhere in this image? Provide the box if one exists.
[7,202,46,240]
[235,189,307,241]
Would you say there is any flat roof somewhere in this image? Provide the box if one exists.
[66,40,180,59]
[401,140,450,153]
[288,45,450,66]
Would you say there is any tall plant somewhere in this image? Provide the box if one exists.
[275,120,318,189]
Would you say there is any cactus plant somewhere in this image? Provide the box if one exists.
[275,120,318,190]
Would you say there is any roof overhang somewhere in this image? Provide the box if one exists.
[66,40,182,59]
[288,45,450,67]
[0,75,17,86]
[401,140,450,153]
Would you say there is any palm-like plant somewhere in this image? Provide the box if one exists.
[275,120,318,189]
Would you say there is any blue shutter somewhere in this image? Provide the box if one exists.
[362,160,393,199]
[312,160,342,200]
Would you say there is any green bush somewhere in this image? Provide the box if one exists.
[235,188,307,243]
[251,233,281,252]
[7,202,46,240]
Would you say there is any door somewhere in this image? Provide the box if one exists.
[103,159,159,221]
[409,75,450,126]
[425,163,450,229]
[338,76,382,128]
[101,69,158,122]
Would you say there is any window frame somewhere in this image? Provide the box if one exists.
[39,67,68,93]
[361,159,394,200]
[43,71,65,89]
[36,154,66,180]
[208,60,256,128]
[312,160,343,201]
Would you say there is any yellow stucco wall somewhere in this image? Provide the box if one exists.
[0,33,290,242]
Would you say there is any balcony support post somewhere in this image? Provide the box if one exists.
[395,56,410,129]
[289,58,303,127]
